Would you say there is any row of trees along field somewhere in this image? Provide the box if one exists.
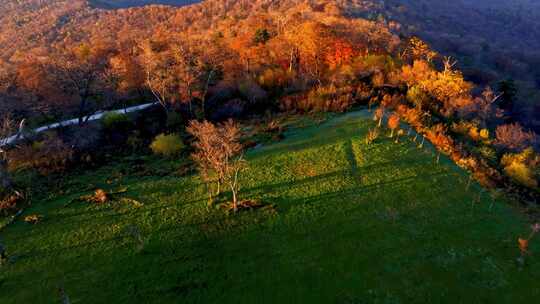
[0,0,539,213]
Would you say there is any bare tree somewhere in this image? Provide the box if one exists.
[187,120,245,211]
[140,40,224,118]
[139,40,180,112]
[495,123,537,152]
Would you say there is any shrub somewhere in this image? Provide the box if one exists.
[451,120,474,136]
[355,82,372,103]
[24,214,43,224]
[0,115,15,193]
[9,132,74,175]
[362,54,387,73]
[425,124,454,152]
[281,85,354,113]
[495,123,537,152]
[365,128,380,145]
[501,148,539,188]
[258,68,292,92]
[479,129,490,141]
[306,85,354,112]
[0,192,25,217]
[150,133,184,157]
[102,112,131,131]
[279,94,305,112]
[372,72,385,88]
[468,127,481,142]
[475,146,497,163]
[127,132,145,152]
[407,85,430,111]
[397,105,423,128]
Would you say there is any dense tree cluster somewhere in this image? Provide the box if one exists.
[0,0,399,120]
[0,0,538,196]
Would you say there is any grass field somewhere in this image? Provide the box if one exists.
[1,110,539,303]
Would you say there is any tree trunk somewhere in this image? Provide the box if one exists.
[215,181,221,197]
[201,70,215,119]
[230,183,237,212]
[78,95,89,126]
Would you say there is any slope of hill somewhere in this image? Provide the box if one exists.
[1,110,538,303]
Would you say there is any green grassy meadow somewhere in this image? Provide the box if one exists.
[1,110,539,303]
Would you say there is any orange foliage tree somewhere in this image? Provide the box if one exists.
[387,113,400,138]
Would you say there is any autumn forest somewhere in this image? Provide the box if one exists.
[1,0,540,303]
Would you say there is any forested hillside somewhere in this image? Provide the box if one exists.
[1,1,540,302]
[89,0,200,9]
[1,0,539,200]
[0,0,390,120]
[2,0,540,129]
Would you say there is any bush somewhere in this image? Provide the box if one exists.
[475,146,497,164]
[425,124,454,152]
[406,85,430,111]
[306,85,354,112]
[102,112,131,131]
[9,132,74,175]
[365,128,380,145]
[127,131,145,152]
[258,68,292,92]
[495,123,537,152]
[467,126,490,142]
[0,192,25,217]
[150,133,184,157]
[501,148,539,188]
[397,105,423,128]
[280,85,354,113]
[355,82,373,103]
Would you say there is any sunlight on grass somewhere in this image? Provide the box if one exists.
[0,111,538,303]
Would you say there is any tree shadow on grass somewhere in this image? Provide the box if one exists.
[270,170,453,213]
[249,119,373,159]
[7,155,447,245]
[8,167,455,299]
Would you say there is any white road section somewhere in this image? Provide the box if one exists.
[0,102,157,147]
